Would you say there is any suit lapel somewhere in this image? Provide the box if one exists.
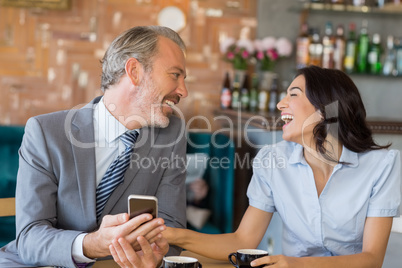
[70,97,101,227]
[101,126,161,217]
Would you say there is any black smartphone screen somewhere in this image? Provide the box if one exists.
[128,195,158,219]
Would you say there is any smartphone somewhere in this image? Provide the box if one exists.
[128,194,158,219]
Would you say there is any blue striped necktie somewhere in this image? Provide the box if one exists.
[96,130,139,219]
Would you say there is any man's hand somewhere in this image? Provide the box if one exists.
[83,213,166,259]
[110,236,169,268]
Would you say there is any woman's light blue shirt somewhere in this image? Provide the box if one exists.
[247,141,401,257]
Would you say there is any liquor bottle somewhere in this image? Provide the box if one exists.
[240,74,250,110]
[258,74,270,112]
[356,20,369,73]
[344,22,357,73]
[382,35,397,76]
[249,73,259,112]
[322,21,335,69]
[220,72,232,109]
[268,74,279,113]
[334,24,346,71]
[296,22,311,69]
[377,0,385,8]
[353,0,366,6]
[367,33,382,75]
[308,28,323,67]
[279,80,288,102]
[231,75,241,110]
[396,37,402,76]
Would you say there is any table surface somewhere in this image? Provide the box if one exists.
[92,250,233,268]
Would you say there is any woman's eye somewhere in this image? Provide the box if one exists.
[290,93,297,97]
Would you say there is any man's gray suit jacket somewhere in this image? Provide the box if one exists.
[0,96,187,267]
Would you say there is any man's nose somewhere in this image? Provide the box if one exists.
[177,79,188,98]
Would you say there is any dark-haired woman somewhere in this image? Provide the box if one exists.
[116,66,401,267]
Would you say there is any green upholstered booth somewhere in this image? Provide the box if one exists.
[0,125,24,247]
[186,132,235,234]
[0,128,235,246]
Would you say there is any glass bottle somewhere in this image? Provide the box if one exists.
[356,20,369,73]
[344,22,357,73]
[279,80,288,104]
[322,21,335,69]
[353,0,366,6]
[367,33,382,75]
[220,72,232,109]
[231,74,241,110]
[268,74,279,113]
[396,37,402,76]
[382,35,397,76]
[258,74,270,112]
[249,73,259,112]
[296,22,311,69]
[240,74,250,111]
[308,28,323,67]
[334,24,345,71]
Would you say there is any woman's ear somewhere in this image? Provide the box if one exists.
[125,58,142,86]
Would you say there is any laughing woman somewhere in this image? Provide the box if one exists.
[111,66,401,268]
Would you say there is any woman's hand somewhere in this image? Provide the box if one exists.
[251,255,303,268]
[162,227,176,244]
[110,235,169,268]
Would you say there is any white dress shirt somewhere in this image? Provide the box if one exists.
[72,97,140,263]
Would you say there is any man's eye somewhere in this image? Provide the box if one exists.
[290,94,297,97]
[172,73,180,79]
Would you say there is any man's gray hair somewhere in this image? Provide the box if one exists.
[100,26,186,92]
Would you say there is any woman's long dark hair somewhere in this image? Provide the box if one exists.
[296,66,390,162]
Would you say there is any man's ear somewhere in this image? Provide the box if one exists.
[125,58,142,86]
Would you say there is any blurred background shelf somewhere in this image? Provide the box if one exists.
[215,109,402,135]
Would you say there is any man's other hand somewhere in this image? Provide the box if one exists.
[110,235,169,268]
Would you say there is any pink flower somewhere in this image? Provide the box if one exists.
[276,37,293,57]
[220,37,259,69]
[220,37,236,53]
[261,37,276,50]
[256,51,264,60]
[252,36,292,71]
[226,52,235,60]
[242,50,249,59]
[267,49,279,61]
[236,39,255,53]
[253,39,264,52]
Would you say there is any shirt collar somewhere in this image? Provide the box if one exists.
[288,142,359,167]
[96,97,135,144]
[288,142,305,165]
[339,146,359,167]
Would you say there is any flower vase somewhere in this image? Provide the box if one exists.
[233,69,247,86]
[260,71,276,90]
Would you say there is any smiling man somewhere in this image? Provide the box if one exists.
[0,26,188,268]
